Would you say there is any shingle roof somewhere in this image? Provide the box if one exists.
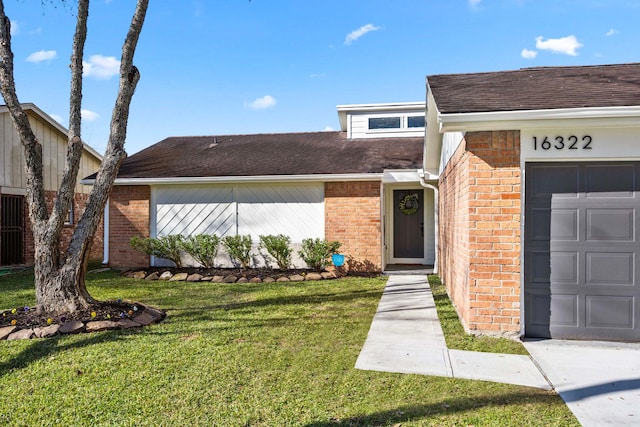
[427,63,640,114]
[107,131,423,179]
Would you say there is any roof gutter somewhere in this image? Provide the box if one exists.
[438,105,640,132]
[81,173,385,186]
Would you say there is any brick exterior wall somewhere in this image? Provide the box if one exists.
[439,131,521,336]
[108,185,150,268]
[325,181,382,272]
[19,191,104,265]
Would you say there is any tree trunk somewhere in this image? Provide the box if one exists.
[0,0,149,315]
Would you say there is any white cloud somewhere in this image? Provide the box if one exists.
[244,95,277,110]
[469,0,482,6]
[535,35,583,56]
[10,20,18,36]
[344,24,381,45]
[81,109,100,122]
[606,28,619,37]
[324,126,335,131]
[521,48,538,59]
[83,54,120,79]
[310,73,326,78]
[26,50,57,63]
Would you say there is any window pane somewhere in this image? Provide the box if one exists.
[408,116,425,128]
[369,117,401,129]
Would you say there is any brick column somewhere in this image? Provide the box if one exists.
[109,185,150,268]
[325,181,382,272]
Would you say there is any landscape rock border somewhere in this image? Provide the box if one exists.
[0,304,165,342]
[122,267,343,283]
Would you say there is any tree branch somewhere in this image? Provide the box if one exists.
[49,0,89,243]
[0,1,48,225]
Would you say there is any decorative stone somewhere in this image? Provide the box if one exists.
[289,274,305,282]
[159,271,173,281]
[305,273,323,281]
[249,277,262,283]
[210,276,225,283]
[169,272,188,281]
[8,328,34,340]
[142,305,165,320]
[133,309,161,326]
[86,320,120,332]
[34,324,60,338]
[276,276,290,282]
[223,275,238,283]
[132,271,147,280]
[200,276,214,282]
[321,271,336,279]
[0,325,17,340]
[263,277,275,283]
[187,273,203,282]
[145,272,160,281]
[117,318,142,329]
[237,277,249,283]
[59,321,85,334]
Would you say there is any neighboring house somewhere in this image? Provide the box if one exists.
[425,63,640,341]
[94,102,434,271]
[0,103,104,266]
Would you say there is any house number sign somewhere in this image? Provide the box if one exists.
[532,135,593,151]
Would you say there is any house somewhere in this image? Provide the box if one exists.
[95,102,434,271]
[425,62,640,341]
[0,103,104,266]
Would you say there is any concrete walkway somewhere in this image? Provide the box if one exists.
[356,274,640,427]
[355,275,551,389]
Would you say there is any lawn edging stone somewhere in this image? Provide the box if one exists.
[125,267,345,284]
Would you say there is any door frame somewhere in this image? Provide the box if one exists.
[384,184,428,265]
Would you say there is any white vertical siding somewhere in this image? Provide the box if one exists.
[151,183,325,267]
[439,132,465,175]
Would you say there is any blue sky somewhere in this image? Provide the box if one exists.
[4,0,640,155]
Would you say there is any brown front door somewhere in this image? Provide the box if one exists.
[393,189,424,259]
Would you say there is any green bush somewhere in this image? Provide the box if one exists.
[130,235,185,268]
[259,234,292,270]
[181,234,220,268]
[298,238,341,271]
[222,234,253,269]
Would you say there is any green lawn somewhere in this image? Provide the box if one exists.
[0,268,578,426]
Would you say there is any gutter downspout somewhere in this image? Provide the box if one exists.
[419,170,438,274]
[102,198,109,265]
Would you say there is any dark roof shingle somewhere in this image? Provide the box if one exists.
[427,63,640,114]
[109,131,423,179]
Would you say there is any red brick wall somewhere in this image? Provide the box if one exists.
[325,181,382,272]
[439,131,521,336]
[108,185,150,268]
[21,191,104,265]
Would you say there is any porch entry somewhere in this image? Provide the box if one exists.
[393,189,424,259]
[1,194,24,265]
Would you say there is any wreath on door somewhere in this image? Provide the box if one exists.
[399,193,419,215]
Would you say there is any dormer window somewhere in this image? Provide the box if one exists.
[407,115,425,128]
[369,117,401,129]
[367,115,425,131]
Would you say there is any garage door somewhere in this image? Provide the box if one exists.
[525,162,640,340]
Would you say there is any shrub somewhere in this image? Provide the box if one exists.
[181,234,220,268]
[259,234,292,270]
[130,235,185,268]
[222,234,252,269]
[298,238,341,271]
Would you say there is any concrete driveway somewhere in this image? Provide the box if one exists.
[524,339,640,427]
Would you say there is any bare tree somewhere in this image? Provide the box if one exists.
[0,0,149,314]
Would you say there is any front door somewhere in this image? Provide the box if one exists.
[393,189,424,260]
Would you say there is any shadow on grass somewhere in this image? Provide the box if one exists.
[0,329,137,378]
[160,288,382,313]
[304,391,575,426]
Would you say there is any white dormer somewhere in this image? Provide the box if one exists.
[337,101,426,139]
